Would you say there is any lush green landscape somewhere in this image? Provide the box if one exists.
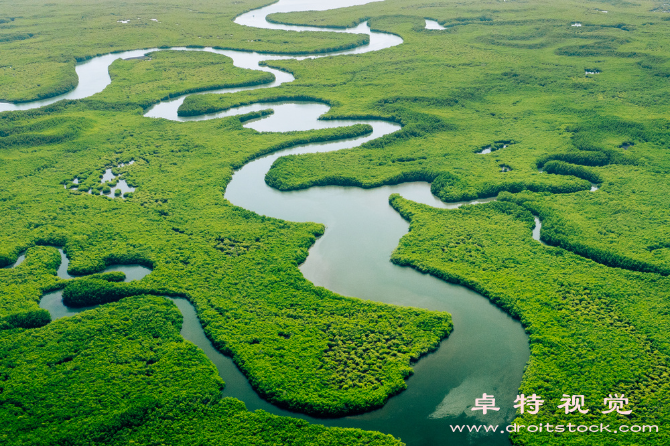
[0,296,401,445]
[389,195,670,444]
[100,50,275,109]
[2,0,670,444]
[0,0,367,103]
[0,95,451,418]
[252,0,670,285]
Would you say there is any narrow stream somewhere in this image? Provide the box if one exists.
[4,1,531,445]
[36,248,151,320]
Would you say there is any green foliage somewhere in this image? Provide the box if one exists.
[0,246,62,328]
[388,195,670,445]
[0,309,51,329]
[117,398,403,446]
[0,98,447,420]
[250,0,670,293]
[238,108,274,123]
[179,94,338,117]
[0,115,91,148]
[3,0,670,444]
[0,296,220,445]
[95,50,275,109]
[0,297,401,445]
[501,182,670,276]
[234,123,374,170]
[227,3,670,443]
[542,160,603,184]
[62,278,145,307]
[91,271,127,282]
[0,0,370,102]
[536,151,610,168]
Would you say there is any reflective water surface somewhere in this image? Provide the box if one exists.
[8,1,529,444]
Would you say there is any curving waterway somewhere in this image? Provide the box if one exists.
[3,1,530,445]
[38,249,152,319]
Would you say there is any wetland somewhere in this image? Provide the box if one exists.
[2,0,670,445]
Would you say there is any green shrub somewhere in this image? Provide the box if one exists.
[0,309,51,329]
[62,279,142,307]
[543,160,603,183]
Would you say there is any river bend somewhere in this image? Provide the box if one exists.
[3,1,529,445]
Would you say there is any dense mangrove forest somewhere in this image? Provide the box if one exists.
[1,0,670,445]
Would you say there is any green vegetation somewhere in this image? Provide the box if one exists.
[3,0,670,444]
[0,295,222,445]
[0,0,368,103]
[388,195,670,445]
[0,295,400,445]
[0,101,450,417]
[0,246,61,329]
[118,398,402,446]
[246,0,670,278]
[207,0,670,443]
[97,50,275,109]
[62,278,147,307]
[542,160,603,184]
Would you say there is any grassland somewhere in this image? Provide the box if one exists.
[2,0,670,444]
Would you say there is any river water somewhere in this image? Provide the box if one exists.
[3,1,530,445]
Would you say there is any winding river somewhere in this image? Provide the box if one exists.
[3,1,531,445]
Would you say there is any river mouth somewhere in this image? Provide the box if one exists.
[7,0,530,445]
